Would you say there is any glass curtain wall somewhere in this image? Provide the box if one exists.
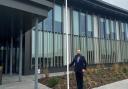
[31,3,128,69]
[79,12,87,62]
[32,4,64,69]
[86,14,94,64]
[54,5,63,67]
[72,10,80,56]
[99,18,106,63]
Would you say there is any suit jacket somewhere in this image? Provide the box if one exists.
[69,54,87,72]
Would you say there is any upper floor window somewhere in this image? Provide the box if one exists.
[124,23,128,40]
[87,14,93,37]
[73,10,79,35]
[80,12,86,36]
[105,19,110,39]
[43,10,53,31]
[110,20,116,40]
[54,5,62,33]
[115,21,120,40]
[125,23,128,40]
[121,22,125,40]
[99,18,106,38]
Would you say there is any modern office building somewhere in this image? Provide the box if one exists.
[32,0,128,73]
[0,0,128,75]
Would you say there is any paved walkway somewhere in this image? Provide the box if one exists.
[93,79,128,89]
[0,74,51,89]
[0,72,68,89]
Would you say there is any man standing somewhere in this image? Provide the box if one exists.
[69,49,87,89]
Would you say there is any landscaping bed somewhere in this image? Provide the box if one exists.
[39,64,128,89]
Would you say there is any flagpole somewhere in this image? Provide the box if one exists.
[66,0,70,89]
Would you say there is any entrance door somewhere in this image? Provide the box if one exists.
[0,44,20,74]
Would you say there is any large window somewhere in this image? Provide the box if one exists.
[115,21,120,40]
[32,30,43,68]
[87,14,93,37]
[43,10,53,31]
[99,18,106,38]
[105,19,110,39]
[43,32,54,68]
[54,5,63,67]
[124,23,127,40]
[80,12,86,36]
[110,20,116,40]
[54,33,63,67]
[125,23,128,40]
[54,5,62,33]
[121,22,125,40]
[73,10,79,35]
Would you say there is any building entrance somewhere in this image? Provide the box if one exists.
[0,40,21,74]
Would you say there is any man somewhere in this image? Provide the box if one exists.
[69,49,87,89]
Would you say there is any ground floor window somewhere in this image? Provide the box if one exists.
[32,30,128,69]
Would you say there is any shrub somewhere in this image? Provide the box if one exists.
[112,64,120,73]
[43,67,49,78]
[122,66,128,74]
[47,77,59,88]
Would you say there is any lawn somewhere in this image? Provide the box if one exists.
[39,64,128,89]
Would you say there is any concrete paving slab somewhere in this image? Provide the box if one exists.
[93,79,128,89]
[0,75,51,89]
[0,72,67,89]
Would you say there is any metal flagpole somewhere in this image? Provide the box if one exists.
[34,18,39,89]
[66,0,70,89]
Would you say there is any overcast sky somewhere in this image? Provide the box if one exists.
[102,0,128,10]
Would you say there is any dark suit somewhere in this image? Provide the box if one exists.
[70,54,87,89]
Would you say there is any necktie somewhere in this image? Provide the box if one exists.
[77,56,80,63]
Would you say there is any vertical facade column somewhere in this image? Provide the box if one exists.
[5,42,8,74]
[10,37,13,75]
[93,15,99,64]
[19,29,23,81]
[1,47,3,68]
[34,18,39,89]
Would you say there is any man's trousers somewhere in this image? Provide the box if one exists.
[75,71,84,89]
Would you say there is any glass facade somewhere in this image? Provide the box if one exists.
[54,5,62,33]
[73,10,79,35]
[99,18,106,38]
[87,14,93,37]
[31,3,128,69]
[106,19,110,39]
[80,12,86,36]
[43,10,53,31]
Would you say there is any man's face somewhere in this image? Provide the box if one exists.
[77,49,80,54]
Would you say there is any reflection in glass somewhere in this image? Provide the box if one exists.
[80,12,86,36]
[54,5,62,33]
[73,10,79,35]
[87,14,93,37]
[43,10,53,31]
